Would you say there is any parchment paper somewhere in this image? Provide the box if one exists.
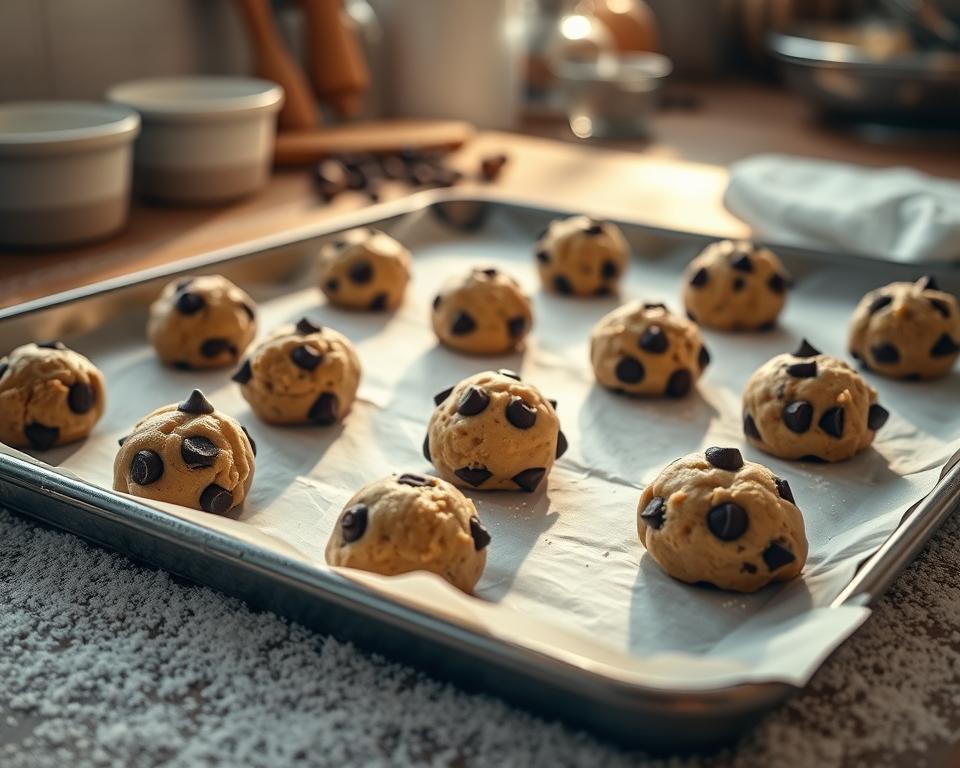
[14,205,960,690]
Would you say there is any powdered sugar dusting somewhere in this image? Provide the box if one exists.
[1,507,958,767]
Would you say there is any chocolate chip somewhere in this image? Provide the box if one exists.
[638,325,668,354]
[929,298,951,318]
[536,250,550,264]
[731,252,753,272]
[786,360,817,378]
[868,294,892,315]
[743,413,761,440]
[325,278,339,293]
[308,393,339,425]
[397,473,435,487]
[640,496,666,529]
[480,153,508,182]
[181,436,219,468]
[296,318,322,335]
[690,267,709,287]
[915,275,939,292]
[793,339,820,358]
[241,426,257,456]
[469,517,491,550]
[584,222,604,235]
[131,450,163,485]
[799,454,827,463]
[369,292,388,311]
[36,341,67,350]
[290,344,322,371]
[741,562,758,574]
[553,275,573,295]
[698,345,711,370]
[686,310,697,322]
[931,333,960,357]
[871,343,900,364]
[175,292,205,315]
[705,446,743,471]
[339,503,369,543]
[615,356,645,384]
[422,433,431,462]
[24,423,59,450]
[497,369,521,381]
[201,338,235,359]
[506,397,537,429]
[733,277,746,292]
[348,260,374,284]
[665,369,692,398]
[548,399,557,409]
[457,386,489,416]
[818,407,844,438]
[762,541,796,571]
[455,466,492,487]
[479,267,498,278]
[774,477,795,504]
[0,362,6,379]
[768,274,787,294]
[556,430,568,459]
[198,484,232,515]
[240,303,256,321]
[601,260,619,279]
[868,404,890,431]
[707,503,749,541]
[67,382,94,414]
[232,360,253,384]
[432,295,442,311]
[507,316,526,338]
[783,401,813,433]
[117,435,128,447]
[433,386,454,406]
[451,311,476,336]
[178,389,214,415]
[512,467,546,492]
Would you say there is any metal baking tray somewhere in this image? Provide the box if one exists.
[1,192,958,752]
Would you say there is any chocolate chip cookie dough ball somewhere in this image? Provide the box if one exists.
[113,389,256,515]
[325,472,490,593]
[318,227,412,311]
[0,341,106,450]
[148,275,257,370]
[637,447,807,592]
[590,301,711,398]
[431,266,533,355]
[849,275,960,381]
[682,240,790,331]
[742,339,888,463]
[425,369,567,493]
[534,215,629,297]
[233,318,361,426]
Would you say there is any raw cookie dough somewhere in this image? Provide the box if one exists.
[848,275,960,381]
[148,275,257,370]
[0,341,106,450]
[425,369,567,493]
[113,389,256,514]
[318,227,412,311]
[682,240,790,331]
[233,317,361,426]
[325,472,490,593]
[590,301,711,398]
[534,215,629,297]
[742,339,888,463]
[431,266,533,355]
[637,447,808,592]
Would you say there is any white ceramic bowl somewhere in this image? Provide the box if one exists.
[107,77,284,205]
[0,102,140,248]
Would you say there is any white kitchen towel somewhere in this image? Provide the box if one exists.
[724,154,960,263]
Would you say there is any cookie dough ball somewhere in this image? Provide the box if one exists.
[318,227,412,311]
[534,215,629,297]
[637,447,807,592]
[848,275,960,381]
[425,369,567,493]
[148,275,257,370]
[742,339,889,463]
[113,389,256,514]
[0,341,106,450]
[431,266,533,355]
[682,240,790,331]
[233,317,361,426]
[590,301,711,398]
[325,472,491,593]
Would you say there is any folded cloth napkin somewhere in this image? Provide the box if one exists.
[724,154,960,263]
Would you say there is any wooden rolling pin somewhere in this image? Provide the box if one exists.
[298,0,370,118]
[234,0,320,130]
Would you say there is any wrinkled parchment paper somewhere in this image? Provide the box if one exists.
[14,205,960,690]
